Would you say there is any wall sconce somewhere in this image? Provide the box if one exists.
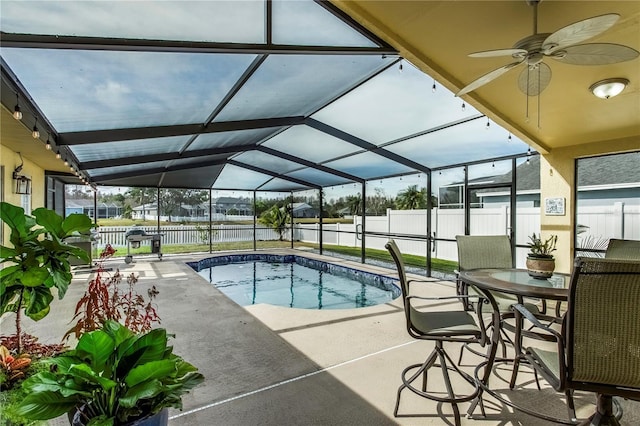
[13,169,32,194]
[589,78,629,99]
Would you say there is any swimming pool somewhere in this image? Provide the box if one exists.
[187,254,400,310]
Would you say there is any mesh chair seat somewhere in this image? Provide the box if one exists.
[410,307,482,337]
[526,347,561,389]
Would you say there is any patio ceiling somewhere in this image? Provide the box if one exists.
[1,1,540,191]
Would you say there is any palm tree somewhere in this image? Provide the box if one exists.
[396,185,427,210]
[259,205,290,241]
[345,194,362,216]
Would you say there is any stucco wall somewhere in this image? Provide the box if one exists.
[1,144,46,246]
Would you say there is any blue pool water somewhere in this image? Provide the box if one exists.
[187,254,400,310]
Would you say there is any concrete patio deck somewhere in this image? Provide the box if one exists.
[8,250,639,425]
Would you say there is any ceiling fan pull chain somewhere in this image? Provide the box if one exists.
[537,66,541,129]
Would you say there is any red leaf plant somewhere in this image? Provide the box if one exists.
[64,244,160,341]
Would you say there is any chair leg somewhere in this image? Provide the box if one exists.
[565,389,577,423]
[395,341,479,425]
[578,394,619,426]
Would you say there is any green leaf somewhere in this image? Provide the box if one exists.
[15,391,79,420]
[68,363,117,391]
[24,286,54,320]
[0,244,18,260]
[119,380,164,408]
[61,213,92,237]
[77,329,116,370]
[117,329,168,377]
[0,202,27,237]
[125,359,177,388]
[20,266,50,286]
[33,207,65,238]
[0,285,22,315]
[52,268,72,298]
[20,371,65,393]
[0,264,22,280]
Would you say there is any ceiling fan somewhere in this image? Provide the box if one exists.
[456,0,639,97]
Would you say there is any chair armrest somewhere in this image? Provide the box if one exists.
[406,294,484,303]
[513,304,564,343]
[407,279,435,285]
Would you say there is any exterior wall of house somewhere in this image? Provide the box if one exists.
[1,144,46,246]
[541,139,640,273]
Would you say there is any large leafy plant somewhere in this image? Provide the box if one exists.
[16,320,204,425]
[0,202,92,352]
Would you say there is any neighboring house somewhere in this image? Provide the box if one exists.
[131,203,158,219]
[212,197,252,215]
[440,153,640,208]
[291,202,319,218]
[131,198,253,220]
[66,199,123,218]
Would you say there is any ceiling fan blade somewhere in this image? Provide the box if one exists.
[517,62,551,96]
[542,14,619,53]
[551,43,640,65]
[456,61,523,96]
[469,48,527,59]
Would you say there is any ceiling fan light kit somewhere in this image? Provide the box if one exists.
[589,78,629,99]
[456,1,639,98]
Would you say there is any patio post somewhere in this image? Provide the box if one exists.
[319,188,323,255]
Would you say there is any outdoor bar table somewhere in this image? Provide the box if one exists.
[459,268,573,424]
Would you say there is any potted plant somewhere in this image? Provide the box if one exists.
[15,320,204,426]
[526,232,558,279]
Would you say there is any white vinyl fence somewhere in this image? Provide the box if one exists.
[96,204,638,265]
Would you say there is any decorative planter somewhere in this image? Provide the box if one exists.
[526,256,555,279]
[70,407,168,426]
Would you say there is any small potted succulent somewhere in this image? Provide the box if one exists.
[526,232,558,279]
[15,320,204,426]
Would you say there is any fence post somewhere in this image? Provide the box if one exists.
[613,202,624,238]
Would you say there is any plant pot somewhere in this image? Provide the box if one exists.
[70,407,168,426]
[526,256,555,279]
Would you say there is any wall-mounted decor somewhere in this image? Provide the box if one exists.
[544,197,565,216]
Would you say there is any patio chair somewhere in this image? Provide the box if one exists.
[605,238,640,260]
[385,239,488,425]
[513,257,640,425]
[455,235,541,364]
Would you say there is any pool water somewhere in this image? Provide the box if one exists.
[192,257,399,310]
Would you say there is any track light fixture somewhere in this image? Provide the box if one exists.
[13,94,22,120]
[32,118,40,139]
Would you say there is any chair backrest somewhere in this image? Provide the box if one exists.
[455,235,513,271]
[385,239,411,326]
[566,257,640,397]
[604,238,640,260]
